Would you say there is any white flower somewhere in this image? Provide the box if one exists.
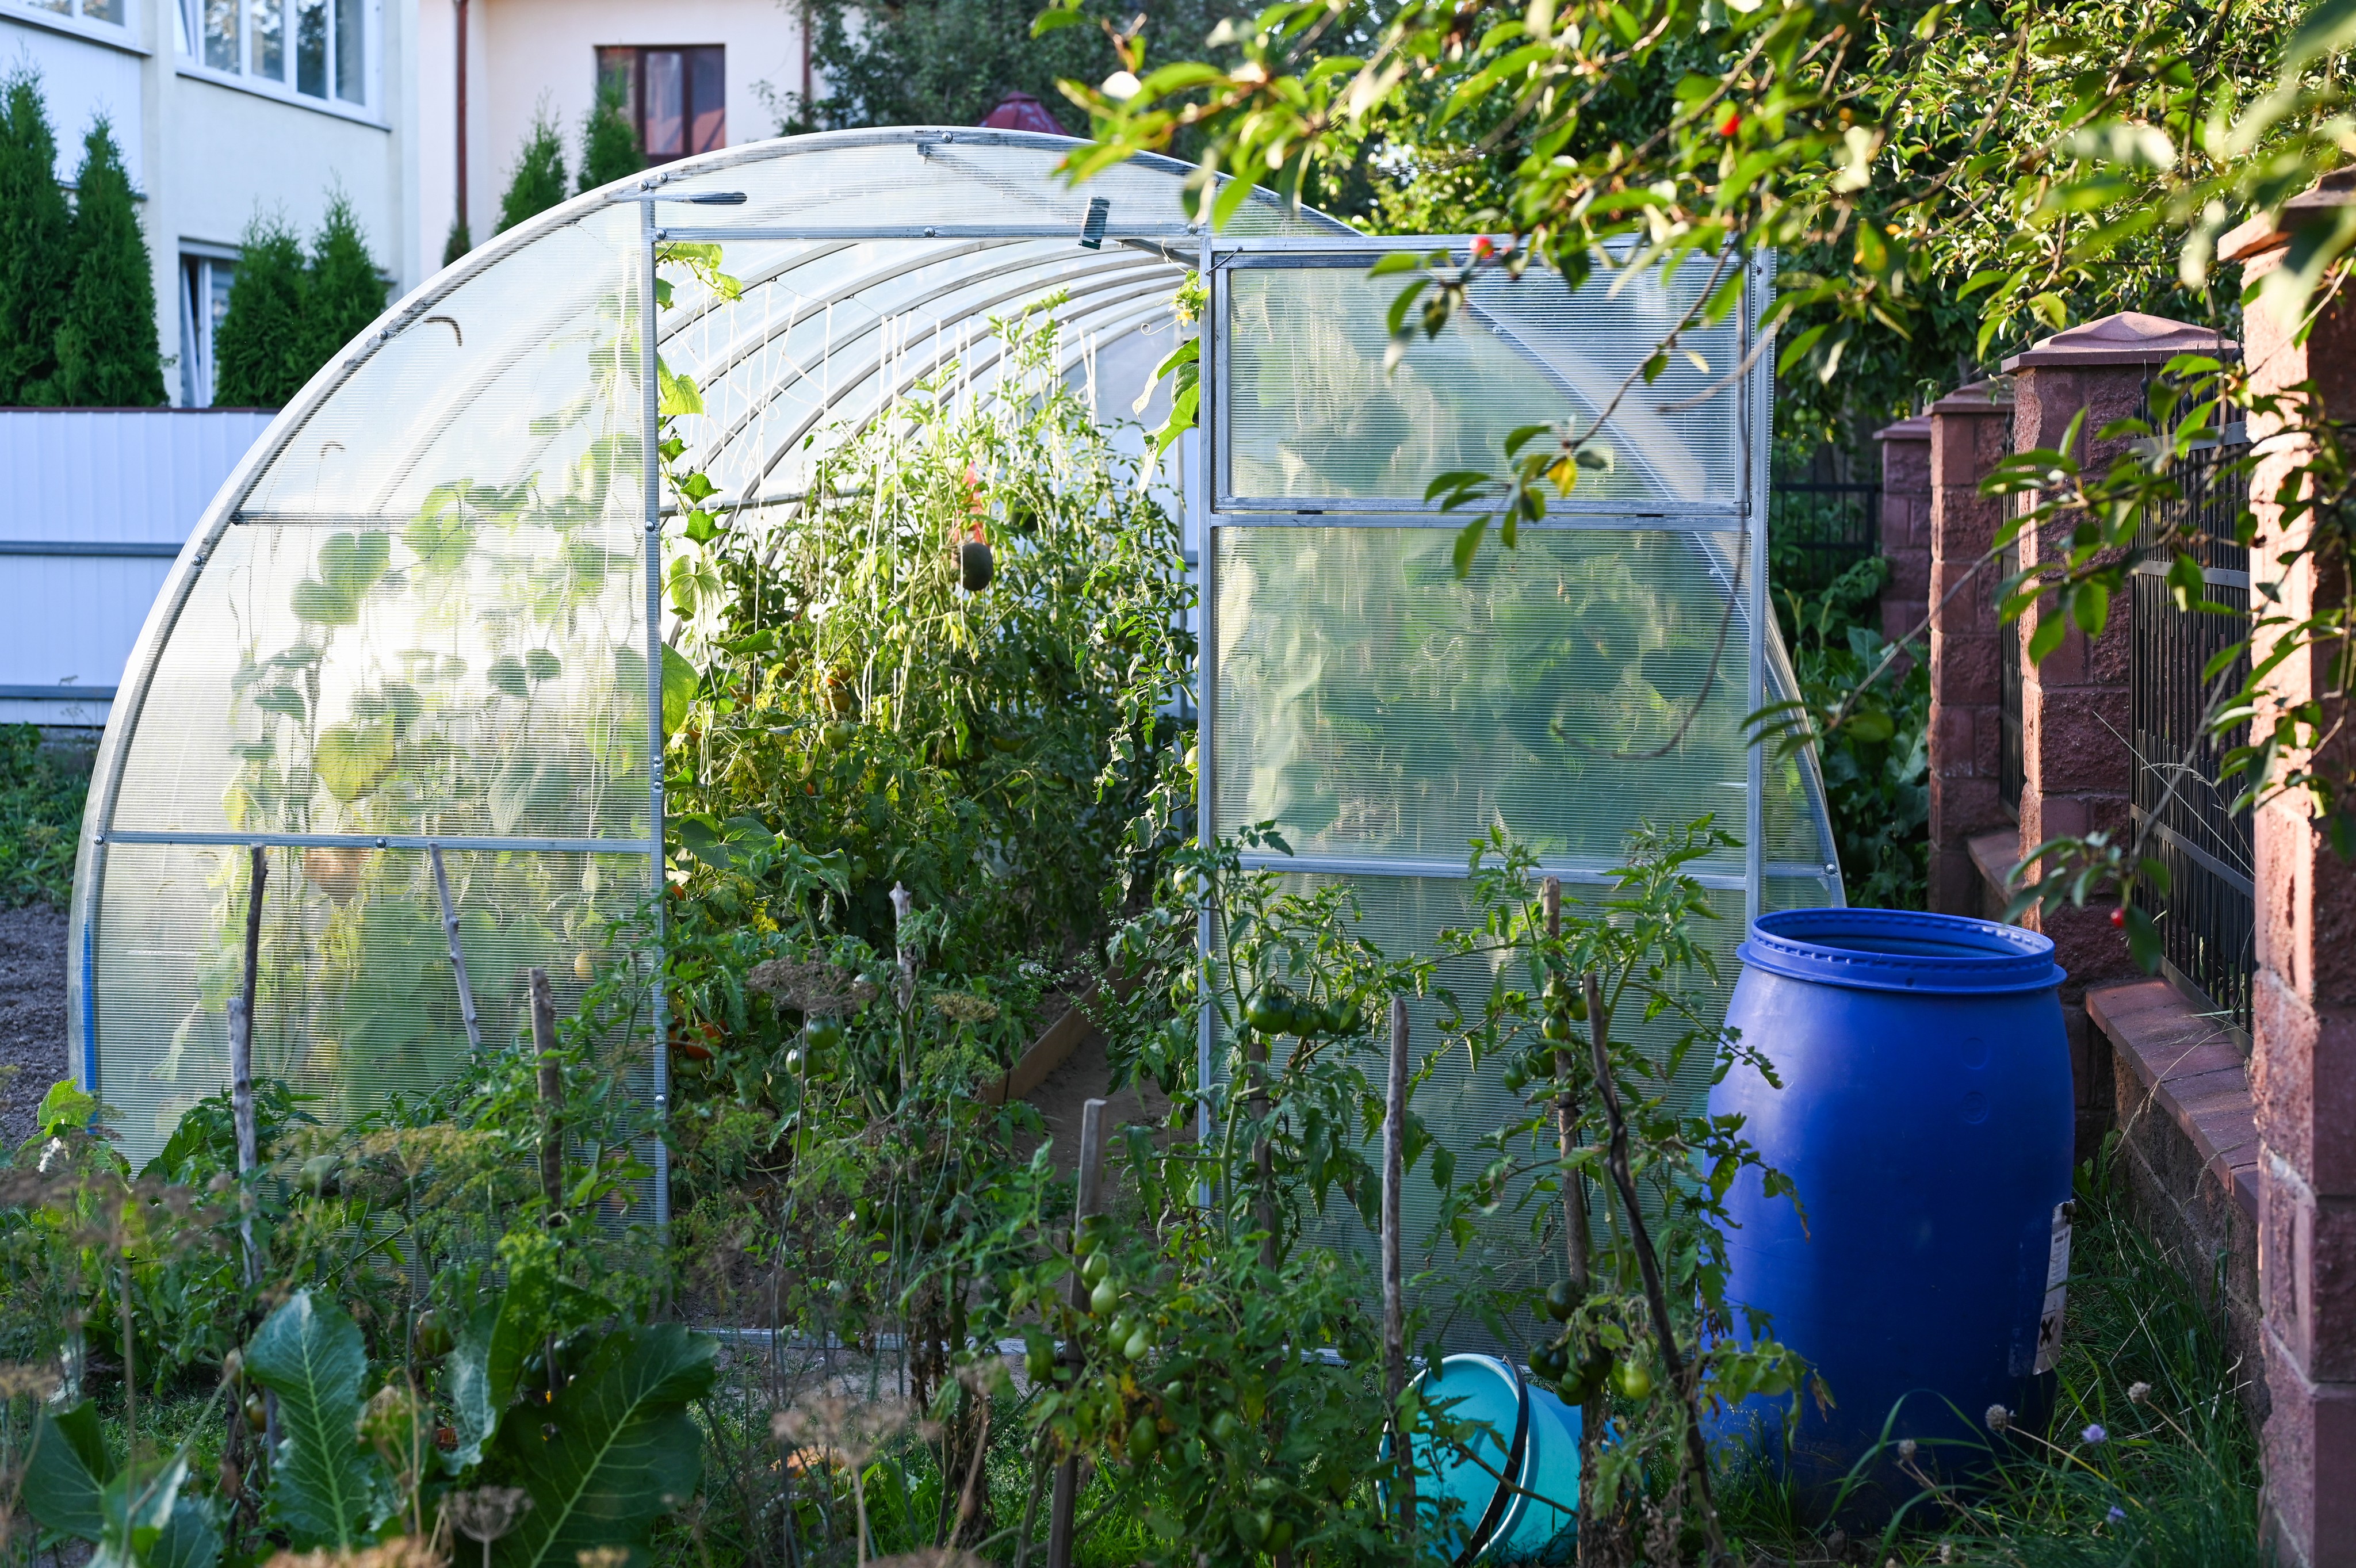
[1101,71,1142,100]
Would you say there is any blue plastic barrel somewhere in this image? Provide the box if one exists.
[1387,1354,1581,1561]
[1709,908,2072,1505]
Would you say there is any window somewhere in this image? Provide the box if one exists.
[179,254,236,407]
[21,0,126,25]
[595,46,724,163]
[182,0,368,107]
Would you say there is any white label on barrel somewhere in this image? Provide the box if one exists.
[2034,1199,2075,1374]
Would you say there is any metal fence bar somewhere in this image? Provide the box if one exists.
[1767,477,1879,592]
[2130,406,2255,1038]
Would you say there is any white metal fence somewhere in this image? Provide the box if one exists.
[1,408,275,727]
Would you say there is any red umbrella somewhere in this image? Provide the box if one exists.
[980,91,1069,136]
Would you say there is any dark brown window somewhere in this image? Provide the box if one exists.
[595,45,725,163]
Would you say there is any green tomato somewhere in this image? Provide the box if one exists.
[1108,1314,1135,1345]
[804,1016,844,1053]
[1612,1357,1654,1401]
[412,1308,452,1360]
[1237,1509,1271,1548]
[1266,1520,1294,1554]
[1529,1340,1570,1381]
[1502,1062,1528,1095]
[1090,1278,1119,1317]
[1541,1012,1573,1042]
[1322,1000,1359,1036]
[1082,1250,1112,1285]
[1544,1279,1584,1322]
[1211,1412,1245,1447]
[1124,1326,1153,1360]
[1128,1414,1160,1463]
[1244,989,1290,1034]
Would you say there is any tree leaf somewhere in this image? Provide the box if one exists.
[246,1290,375,1550]
[491,1324,718,1568]
[661,643,699,733]
[21,1401,112,1541]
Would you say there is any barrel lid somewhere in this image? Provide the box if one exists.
[1738,908,2066,996]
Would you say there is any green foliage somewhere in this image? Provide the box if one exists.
[0,64,69,406]
[21,1402,223,1568]
[490,1324,717,1568]
[246,1291,373,1549]
[443,220,473,267]
[301,193,388,376]
[496,108,569,235]
[0,725,90,907]
[577,76,644,194]
[53,116,165,407]
[1778,559,1930,910]
[211,215,309,408]
[798,0,1225,134]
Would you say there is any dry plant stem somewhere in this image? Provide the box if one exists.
[1046,1097,1108,1568]
[1383,996,1416,1556]
[1012,1444,1050,1568]
[1542,882,1601,1562]
[1583,972,1728,1567]
[430,844,483,1054]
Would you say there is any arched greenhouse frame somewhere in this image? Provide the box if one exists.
[68,128,1842,1215]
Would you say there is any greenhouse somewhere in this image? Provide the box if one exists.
[67,126,1839,1202]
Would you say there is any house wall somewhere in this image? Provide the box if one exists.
[412,0,806,274]
[0,0,422,408]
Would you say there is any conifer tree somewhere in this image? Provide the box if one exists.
[495,108,569,234]
[0,66,71,404]
[577,76,644,194]
[211,215,308,407]
[442,219,472,267]
[53,116,165,406]
[303,193,387,372]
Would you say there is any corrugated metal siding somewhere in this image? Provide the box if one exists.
[0,408,276,725]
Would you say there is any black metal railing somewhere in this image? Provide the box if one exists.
[2131,410,2255,1035]
[1769,478,1880,593]
[1999,411,2024,816]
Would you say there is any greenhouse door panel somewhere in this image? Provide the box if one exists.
[1193,240,1833,1338]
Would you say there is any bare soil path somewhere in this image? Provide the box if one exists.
[0,902,68,1151]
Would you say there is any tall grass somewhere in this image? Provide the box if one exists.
[0,724,89,907]
[1720,1143,2262,1565]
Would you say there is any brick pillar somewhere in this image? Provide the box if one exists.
[1873,413,1932,655]
[2225,173,2356,1568]
[2002,314,2232,1158]
[1926,379,2014,916]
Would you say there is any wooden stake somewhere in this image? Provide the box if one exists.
[1046,1097,1108,1568]
[1543,878,1600,1556]
[430,845,483,1054]
[1383,996,1416,1555]
[529,967,563,1214]
[230,845,266,1283]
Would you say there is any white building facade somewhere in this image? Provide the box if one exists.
[2,0,804,723]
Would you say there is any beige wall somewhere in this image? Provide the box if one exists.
[413,0,804,277]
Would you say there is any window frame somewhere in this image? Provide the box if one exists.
[0,0,141,50]
[178,248,238,408]
[594,44,726,166]
[174,0,381,123]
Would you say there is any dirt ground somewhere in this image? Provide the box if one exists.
[0,901,68,1151]
[1022,1018,1177,1177]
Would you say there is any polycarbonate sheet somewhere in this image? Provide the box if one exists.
[92,842,647,1169]
[1220,869,1742,1351]
[1765,874,1838,912]
[239,206,644,523]
[109,518,649,842]
[661,237,1183,502]
[1213,526,1752,874]
[1221,259,1745,507]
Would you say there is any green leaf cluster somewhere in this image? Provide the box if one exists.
[213,194,389,408]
